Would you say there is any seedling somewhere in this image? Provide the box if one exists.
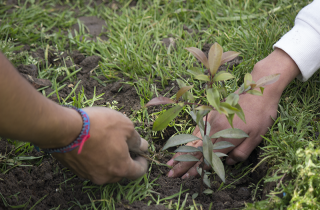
[146,43,280,193]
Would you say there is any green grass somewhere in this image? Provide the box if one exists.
[1,0,319,209]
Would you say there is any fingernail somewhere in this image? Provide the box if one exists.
[182,173,189,179]
[226,158,237,165]
[167,170,174,177]
[167,159,174,166]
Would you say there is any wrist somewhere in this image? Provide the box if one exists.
[251,48,300,98]
[36,104,83,149]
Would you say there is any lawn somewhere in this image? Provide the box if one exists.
[1,0,320,209]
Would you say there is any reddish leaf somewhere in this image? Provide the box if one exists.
[208,43,223,75]
[256,74,281,87]
[220,51,240,65]
[250,83,256,89]
[176,85,194,101]
[185,47,209,69]
[145,97,175,107]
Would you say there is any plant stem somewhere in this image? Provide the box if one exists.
[199,114,208,194]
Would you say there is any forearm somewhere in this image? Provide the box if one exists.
[0,52,81,148]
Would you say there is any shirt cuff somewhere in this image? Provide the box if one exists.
[273,19,320,82]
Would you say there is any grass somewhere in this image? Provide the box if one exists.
[1,0,319,209]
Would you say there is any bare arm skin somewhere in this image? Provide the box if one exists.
[0,52,148,184]
[166,48,301,179]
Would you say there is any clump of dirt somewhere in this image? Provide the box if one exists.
[0,139,97,210]
[71,16,108,41]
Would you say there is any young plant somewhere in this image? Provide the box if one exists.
[146,42,280,193]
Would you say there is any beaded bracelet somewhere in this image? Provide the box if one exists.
[34,105,90,154]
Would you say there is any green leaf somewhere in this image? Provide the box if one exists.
[238,84,245,94]
[220,102,239,114]
[208,43,223,75]
[176,79,186,88]
[195,105,213,111]
[211,128,249,139]
[174,146,201,153]
[226,113,235,128]
[202,136,214,167]
[194,110,210,131]
[207,88,220,111]
[194,74,210,81]
[215,152,228,157]
[260,87,265,94]
[234,104,246,123]
[187,67,203,76]
[244,73,252,90]
[162,134,200,150]
[203,189,214,194]
[153,105,183,131]
[225,93,239,106]
[192,193,198,199]
[213,71,235,82]
[176,85,193,101]
[211,152,226,182]
[219,107,229,116]
[218,87,228,98]
[203,176,211,188]
[174,154,200,162]
[145,97,175,107]
[212,141,235,150]
[185,47,209,69]
[186,92,195,102]
[247,89,263,96]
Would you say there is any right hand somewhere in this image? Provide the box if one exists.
[166,48,301,179]
[53,107,149,185]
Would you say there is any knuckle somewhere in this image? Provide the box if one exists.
[232,149,248,162]
[109,161,130,177]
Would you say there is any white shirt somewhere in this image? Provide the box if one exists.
[273,0,320,81]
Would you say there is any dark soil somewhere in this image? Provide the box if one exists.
[1,6,269,209]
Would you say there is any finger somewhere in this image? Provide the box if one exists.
[127,129,148,153]
[167,151,203,178]
[166,139,202,167]
[226,135,262,165]
[181,160,211,179]
[124,156,148,180]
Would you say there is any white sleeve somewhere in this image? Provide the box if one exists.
[273,0,320,82]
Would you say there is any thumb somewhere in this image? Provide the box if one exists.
[127,129,148,153]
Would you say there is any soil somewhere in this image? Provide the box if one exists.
[1,4,270,209]
[0,43,268,209]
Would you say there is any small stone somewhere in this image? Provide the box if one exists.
[79,55,101,74]
[161,37,176,49]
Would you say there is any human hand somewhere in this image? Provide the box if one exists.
[53,107,148,185]
[166,91,278,179]
[166,48,300,179]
